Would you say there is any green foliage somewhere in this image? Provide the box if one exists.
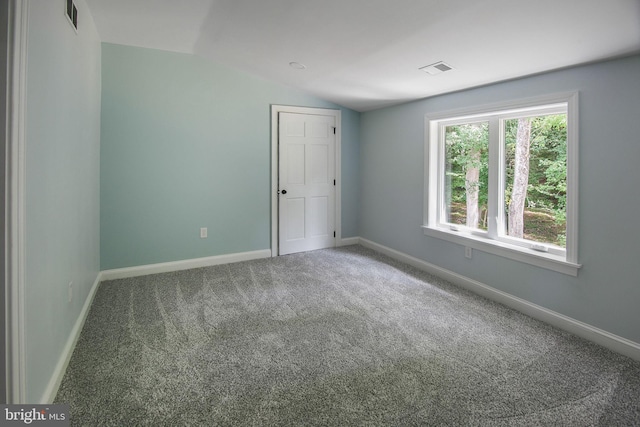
[445,122,489,227]
[446,114,567,246]
[505,114,567,219]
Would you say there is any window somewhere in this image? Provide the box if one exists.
[424,93,580,275]
[66,0,78,31]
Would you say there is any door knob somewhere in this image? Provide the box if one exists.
[281,189,287,194]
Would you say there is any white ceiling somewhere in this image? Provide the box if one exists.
[85,0,640,112]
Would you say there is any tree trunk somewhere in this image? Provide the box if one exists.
[466,150,480,229]
[508,118,532,238]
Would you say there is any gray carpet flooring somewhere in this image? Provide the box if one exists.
[55,245,640,426]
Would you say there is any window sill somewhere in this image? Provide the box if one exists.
[422,226,581,276]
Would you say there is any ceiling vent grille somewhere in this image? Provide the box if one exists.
[419,61,454,75]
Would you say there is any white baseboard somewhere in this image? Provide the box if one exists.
[359,238,640,362]
[101,249,273,281]
[338,237,360,247]
[41,271,103,403]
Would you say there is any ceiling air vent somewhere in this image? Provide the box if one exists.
[419,61,454,75]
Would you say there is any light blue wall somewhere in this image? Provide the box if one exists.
[360,54,640,344]
[100,44,360,270]
[25,0,101,402]
[340,108,361,238]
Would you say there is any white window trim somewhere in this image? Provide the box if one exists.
[424,92,581,276]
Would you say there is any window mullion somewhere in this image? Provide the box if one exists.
[487,117,500,239]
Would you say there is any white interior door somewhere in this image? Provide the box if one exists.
[278,112,335,255]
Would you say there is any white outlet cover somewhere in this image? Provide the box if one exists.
[200,228,208,238]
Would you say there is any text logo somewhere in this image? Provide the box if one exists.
[1,405,69,426]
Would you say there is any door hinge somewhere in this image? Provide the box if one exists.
[334,231,336,238]
[334,179,336,186]
[333,127,336,134]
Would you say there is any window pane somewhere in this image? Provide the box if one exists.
[503,114,567,247]
[444,122,489,231]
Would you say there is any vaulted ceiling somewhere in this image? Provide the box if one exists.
[85,0,640,112]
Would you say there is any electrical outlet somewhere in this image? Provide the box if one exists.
[200,227,208,238]
[68,281,73,302]
[464,247,472,259]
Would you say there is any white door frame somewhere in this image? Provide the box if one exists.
[271,105,341,256]
[5,0,29,403]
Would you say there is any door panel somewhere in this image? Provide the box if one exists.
[287,144,305,184]
[279,112,335,255]
[285,198,305,240]
[310,145,329,183]
[310,196,329,237]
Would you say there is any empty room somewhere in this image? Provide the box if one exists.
[3,0,640,425]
